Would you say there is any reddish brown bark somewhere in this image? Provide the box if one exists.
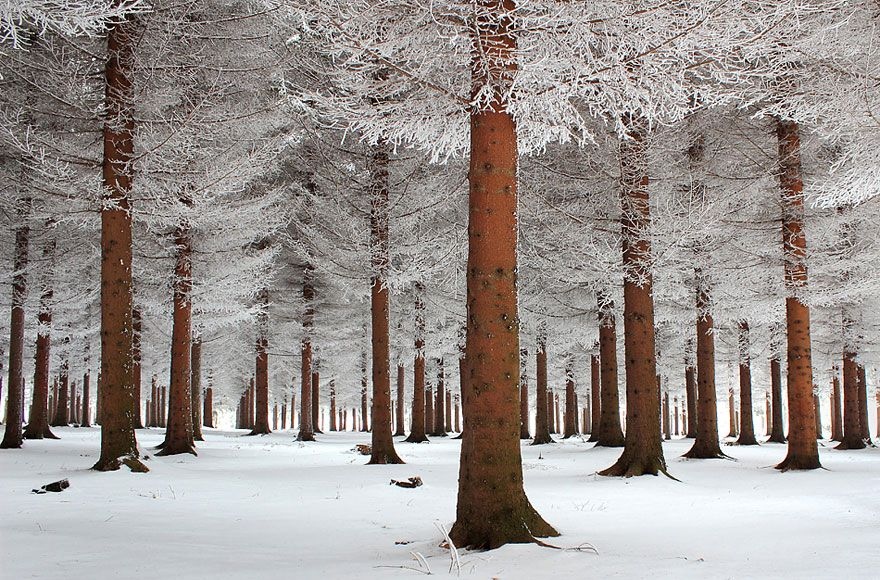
[813,393,822,439]
[24,246,57,439]
[662,391,671,441]
[405,290,429,443]
[736,321,758,445]
[685,362,697,438]
[519,349,530,439]
[158,223,196,456]
[836,350,865,449]
[81,372,91,428]
[830,371,842,441]
[425,383,434,434]
[190,337,203,440]
[1,201,30,449]
[587,353,600,441]
[93,10,144,471]
[684,275,725,459]
[367,139,402,464]
[596,295,625,447]
[450,5,556,545]
[431,359,447,437]
[454,395,461,433]
[297,266,315,442]
[532,332,553,445]
[775,119,820,471]
[768,356,786,443]
[600,114,667,477]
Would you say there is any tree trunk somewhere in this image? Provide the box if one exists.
[52,363,70,427]
[673,397,680,436]
[600,114,668,477]
[595,295,625,447]
[775,119,820,471]
[329,381,337,431]
[432,359,447,437]
[454,394,461,433]
[684,274,725,459]
[297,266,315,441]
[813,393,822,439]
[132,307,144,429]
[158,223,196,456]
[532,331,553,445]
[81,372,91,428]
[662,391,671,441]
[425,384,434,435]
[445,390,452,432]
[563,357,576,438]
[360,357,370,433]
[830,371,842,441]
[1,201,30,449]
[736,321,758,445]
[727,388,737,438]
[203,386,213,428]
[405,287,428,443]
[857,364,871,444]
[311,371,322,434]
[685,362,698,438]
[587,353,600,441]
[768,356,786,442]
[250,289,271,436]
[395,364,405,436]
[24,247,57,439]
[836,349,865,449]
[191,337,203,440]
[93,10,144,472]
[450,4,557,545]
[519,349,530,439]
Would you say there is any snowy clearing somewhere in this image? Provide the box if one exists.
[2,428,879,579]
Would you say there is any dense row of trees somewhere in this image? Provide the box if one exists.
[1,0,879,550]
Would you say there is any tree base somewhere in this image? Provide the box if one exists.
[404,434,429,443]
[449,504,558,551]
[430,431,448,438]
[0,438,23,449]
[367,452,405,465]
[599,449,673,479]
[24,426,59,440]
[92,455,149,473]
[834,438,867,451]
[246,427,271,436]
[775,454,821,471]
[531,434,555,445]
[730,436,759,446]
[296,431,316,442]
[683,441,731,460]
[766,433,786,444]
[156,443,197,457]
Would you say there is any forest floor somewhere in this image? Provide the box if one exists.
[2,427,879,579]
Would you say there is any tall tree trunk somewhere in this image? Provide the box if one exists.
[685,361,698,438]
[445,390,452,432]
[837,349,865,449]
[857,364,871,444]
[405,288,428,443]
[768,355,786,442]
[360,355,370,433]
[674,397,680,436]
[727,388,737,438]
[311,370,322,433]
[93,10,144,472]
[329,381,337,431]
[395,364,405,436]
[425,384,434,435]
[132,307,144,429]
[1,200,30,449]
[600,114,667,477]
[24,238,57,439]
[52,362,70,426]
[813,393,822,439]
[563,356,576,438]
[587,353,600,441]
[532,331,553,445]
[595,295,625,447]
[454,394,461,433]
[203,386,213,428]
[684,273,725,459]
[81,371,91,428]
[519,349,530,439]
[432,358,447,437]
[830,371,842,441]
[190,337,203,440]
[736,321,758,445]
[297,266,315,441]
[662,391,671,440]
[450,1,557,547]
[775,119,820,470]
[158,223,195,456]
[250,289,271,436]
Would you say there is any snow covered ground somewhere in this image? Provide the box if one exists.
[2,427,879,579]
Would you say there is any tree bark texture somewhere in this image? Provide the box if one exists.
[405,288,428,443]
[24,244,57,439]
[736,321,758,445]
[596,295,625,447]
[768,356,786,443]
[190,337,203,440]
[1,201,29,449]
[587,353,600,441]
[532,332,553,445]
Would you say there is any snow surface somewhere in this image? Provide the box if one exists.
[2,428,879,579]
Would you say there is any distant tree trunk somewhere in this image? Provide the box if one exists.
[190,337,203,440]
[830,371,842,441]
[281,401,287,430]
[445,390,452,432]
[311,370,322,434]
[601,114,668,477]
[405,287,428,443]
[662,391,671,440]
[132,307,144,429]
[328,381,336,431]
[774,119,820,471]
[548,392,556,434]
[1,200,30,449]
[684,273,725,459]
[24,251,57,439]
[69,379,77,425]
[290,391,296,431]
[532,331,553,445]
[297,266,315,442]
[768,355,786,442]
[587,353,600,441]
[248,378,255,429]
[93,10,144,472]
[81,372,91,428]
[395,365,405,436]
[837,349,865,449]
[203,387,213,428]
[52,363,70,427]
[149,377,158,428]
[736,321,758,445]
[673,397,680,436]
[431,358,447,437]
[813,394,822,439]
[451,3,557,545]
[425,384,434,435]
[519,349,530,439]
[454,394,461,433]
[250,288,271,436]
[857,364,871,444]
[685,361,698,438]
[596,295,625,447]
[158,221,196,456]
[727,388,737,438]
[563,357,576,438]
[360,355,370,433]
